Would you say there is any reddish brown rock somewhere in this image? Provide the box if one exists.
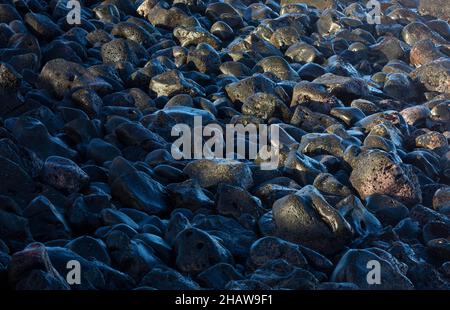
[348,149,422,206]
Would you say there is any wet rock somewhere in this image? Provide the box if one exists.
[411,58,450,94]
[415,131,448,155]
[24,13,62,41]
[285,42,323,63]
[336,195,383,237]
[220,61,251,77]
[427,238,450,262]
[216,183,264,225]
[225,74,276,104]
[242,92,287,120]
[65,236,111,265]
[318,282,360,290]
[93,260,135,290]
[153,164,185,183]
[433,187,450,211]
[174,26,221,49]
[253,56,299,81]
[105,230,162,282]
[0,4,21,24]
[64,117,101,145]
[140,265,200,289]
[225,279,271,290]
[0,196,33,252]
[410,39,446,68]
[248,237,307,270]
[198,263,243,289]
[316,10,343,36]
[167,179,214,211]
[150,70,204,98]
[365,194,409,225]
[370,36,410,62]
[65,195,107,234]
[210,21,234,41]
[383,73,419,101]
[24,196,71,242]
[165,212,191,246]
[423,220,450,244]
[291,81,342,114]
[39,58,112,99]
[394,218,421,242]
[0,155,36,207]
[133,233,172,264]
[0,62,21,93]
[299,133,349,157]
[313,73,369,101]
[165,94,193,108]
[426,20,450,41]
[174,227,233,275]
[193,214,258,260]
[111,169,168,215]
[42,156,89,194]
[253,177,300,208]
[115,122,167,151]
[331,249,414,289]
[282,0,336,10]
[402,22,447,46]
[0,0,448,292]
[86,138,121,164]
[282,148,327,186]
[250,259,319,289]
[111,22,155,48]
[351,99,380,115]
[348,148,422,206]
[145,2,199,29]
[330,107,365,126]
[101,39,139,65]
[408,262,450,289]
[400,105,431,126]
[71,88,102,117]
[418,0,450,21]
[8,243,69,290]
[184,159,253,189]
[297,63,327,81]
[46,246,106,290]
[272,185,353,255]
[187,43,221,74]
[101,208,140,231]
[313,173,351,197]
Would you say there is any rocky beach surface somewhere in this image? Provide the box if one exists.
[0,0,449,290]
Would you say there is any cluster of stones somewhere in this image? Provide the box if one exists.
[0,0,449,290]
